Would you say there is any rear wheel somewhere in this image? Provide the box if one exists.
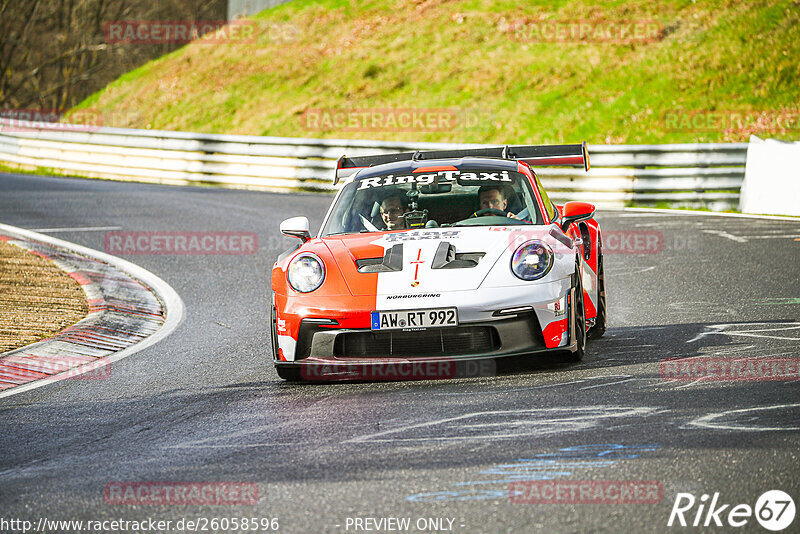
[587,252,607,340]
[568,266,587,362]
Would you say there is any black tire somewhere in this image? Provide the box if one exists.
[568,266,587,362]
[270,296,302,381]
[587,251,607,340]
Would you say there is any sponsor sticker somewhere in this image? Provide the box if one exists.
[356,170,512,191]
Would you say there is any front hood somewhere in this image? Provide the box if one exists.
[323,226,569,296]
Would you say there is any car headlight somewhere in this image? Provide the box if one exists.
[511,240,553,281]
[288,253,325,292]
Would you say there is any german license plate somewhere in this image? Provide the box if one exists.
[371,308,458,331]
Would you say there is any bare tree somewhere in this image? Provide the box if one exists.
[0,0,226,114]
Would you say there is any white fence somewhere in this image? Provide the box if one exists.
[0,119,747,209]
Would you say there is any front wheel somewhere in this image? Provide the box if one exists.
[270,295,280,360]
[568,266,586,362]
[271,296,301,381]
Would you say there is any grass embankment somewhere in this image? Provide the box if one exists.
[71,0,799,144]
[0,241,88,353]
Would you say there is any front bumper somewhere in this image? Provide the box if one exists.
[275,279,574,362]
[275,312,576,380]
[298,311,546,360]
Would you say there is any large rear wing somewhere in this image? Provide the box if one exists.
[334,142,589,184]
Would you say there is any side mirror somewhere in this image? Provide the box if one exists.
[280,216,311,243]
[560,201,596,232]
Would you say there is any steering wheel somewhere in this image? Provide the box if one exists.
[471,208,507,218]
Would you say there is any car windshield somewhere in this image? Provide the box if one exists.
[320,167,544,236]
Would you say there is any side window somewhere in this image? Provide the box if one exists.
[534,173,556,221]
[513,180,543,224]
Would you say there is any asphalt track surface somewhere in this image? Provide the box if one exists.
[1,171,799,534]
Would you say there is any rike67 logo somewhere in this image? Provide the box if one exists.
[668,490,795,531]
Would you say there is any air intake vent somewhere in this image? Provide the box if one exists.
[431,241,485,269]
[356,244,403,273]
[334,327,499,358]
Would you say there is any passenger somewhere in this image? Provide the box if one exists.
[380,194,409,230]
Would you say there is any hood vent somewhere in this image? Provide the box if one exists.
[356,243,404,273]
[431,241,485,269]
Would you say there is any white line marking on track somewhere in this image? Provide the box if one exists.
[398,378,602,396]
[689,404,800,431]
[578,377,635,390]
[738,234,800,239]
[168,442,302,449]
[604,266,657,275]
[673,378,708,389]
[701,229,748,243]
[618,207,800,222]
[686,322,800,343]
[30,226,122,233]
[707,344,758,356]
[346,406,661,443]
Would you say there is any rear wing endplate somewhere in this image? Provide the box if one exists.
[334,142,589,184]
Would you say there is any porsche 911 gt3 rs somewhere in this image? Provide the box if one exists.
[271,143,606,381]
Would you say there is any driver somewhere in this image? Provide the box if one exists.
[477,185,519,219]
[380,194,408,230]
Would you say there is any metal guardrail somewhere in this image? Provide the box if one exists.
[0,119,747,209]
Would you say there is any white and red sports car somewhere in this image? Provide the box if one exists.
[270,144,605,381]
